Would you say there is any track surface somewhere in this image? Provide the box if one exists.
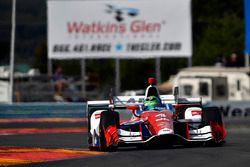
[0,121,250,167]
[0,131,249,166]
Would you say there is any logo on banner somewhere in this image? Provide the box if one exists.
[67,4,164,35]
[105,4,139,22]
[115,43,124,51]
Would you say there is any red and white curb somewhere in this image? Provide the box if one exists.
[0,146,105,166]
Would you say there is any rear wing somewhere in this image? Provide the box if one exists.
[87,95,202,108]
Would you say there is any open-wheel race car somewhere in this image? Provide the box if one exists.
[87,78,226,151]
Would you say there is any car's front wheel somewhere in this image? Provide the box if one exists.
[99,111,120,152]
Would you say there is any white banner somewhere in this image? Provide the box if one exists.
[47,0,192,59]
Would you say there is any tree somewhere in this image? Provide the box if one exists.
[192,0,244,66]
[193,14,244,65]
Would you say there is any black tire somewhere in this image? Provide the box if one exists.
[99,111,120,152]
[88,146,99,151]
[202,106,225,146]
[202,106,222,125]
[99,124,108,151]
[204,140,225,147]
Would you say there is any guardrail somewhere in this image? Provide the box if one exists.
[0,102,86,118]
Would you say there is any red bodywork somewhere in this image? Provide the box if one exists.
[141,110,173,135]
[127,109,174,135]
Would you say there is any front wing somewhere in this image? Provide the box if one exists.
[118,122,220,146]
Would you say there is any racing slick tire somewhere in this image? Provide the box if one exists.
[99,110,120,152]
[203,106,222,125]
[202,107,226,146]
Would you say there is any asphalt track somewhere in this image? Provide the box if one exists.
[0,122,249,167]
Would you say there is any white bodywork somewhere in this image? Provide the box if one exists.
[157,128,174,135]
[90,110,105,136]
[189,125,212,140]
[184,107,202,121]
[118,129,142,142]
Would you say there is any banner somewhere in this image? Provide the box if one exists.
[47,0,192,59]
[245,0,250,54]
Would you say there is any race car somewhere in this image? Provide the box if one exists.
[87,78,226,151]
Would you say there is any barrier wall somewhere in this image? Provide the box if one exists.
[0,102,86,118]
[0,101,249,119]
[205,101,250,118]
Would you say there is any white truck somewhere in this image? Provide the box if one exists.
[170,66,250,103]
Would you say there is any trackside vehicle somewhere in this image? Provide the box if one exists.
[87,78,226,151]
[171,66,250,103]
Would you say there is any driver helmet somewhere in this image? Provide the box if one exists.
[144,96,161,109]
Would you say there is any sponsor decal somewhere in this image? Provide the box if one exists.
[205,102,250,117]
[105,4,139,22]
[155,113,169,122]
[67,5,163,35]
[67,20,163,34]
[191,110,202,116]
[52,42,182,54]
[95,113,101,119]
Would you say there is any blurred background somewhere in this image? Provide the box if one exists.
[0,0,247,103]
